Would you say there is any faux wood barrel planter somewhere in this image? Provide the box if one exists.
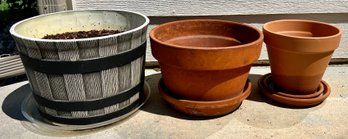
[150,19,263,116]
[10,10,149,125]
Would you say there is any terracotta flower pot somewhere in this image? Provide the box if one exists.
[150,19,263,116]
[260,19,342,107]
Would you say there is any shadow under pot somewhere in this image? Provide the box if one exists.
[10,10,149,126]
[260,19,342,107]
[150,19,263,116]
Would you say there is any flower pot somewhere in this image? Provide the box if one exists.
[150,19,263,116]
[260,19,342,107]
[10,10,149,125]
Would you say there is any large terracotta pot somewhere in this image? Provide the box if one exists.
[260,19,342,107]
[150,19,263,116]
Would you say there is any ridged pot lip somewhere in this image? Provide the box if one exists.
[10,9,150,42]
[150,19,263,50]
[263,19,342,40]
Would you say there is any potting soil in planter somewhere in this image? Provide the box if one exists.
[42,29,123,39]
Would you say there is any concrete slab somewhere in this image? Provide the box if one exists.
[0,65,347,138]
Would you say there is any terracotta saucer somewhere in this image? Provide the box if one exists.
[262,74,324,99]
[258,73,331,107]
[158,78,251,117]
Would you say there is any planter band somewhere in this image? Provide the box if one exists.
[19,41,146,74]
[32,81,144,111]
[39,98,142,125]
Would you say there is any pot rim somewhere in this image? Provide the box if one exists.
[10,9,150,42]
[263,19,342,40]
[150,19,263,50]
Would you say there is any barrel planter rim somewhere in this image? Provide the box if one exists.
[150,19,263,51]
[10,9,150,43]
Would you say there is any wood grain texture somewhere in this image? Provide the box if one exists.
[16,34,147,118]
[99,36,120,114]
[11,10,148,119]
[72,0,348,16]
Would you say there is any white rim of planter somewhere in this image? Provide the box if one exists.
[10,9,150,42]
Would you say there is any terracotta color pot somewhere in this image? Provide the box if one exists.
[263,19,342,94]
[258,73,331,107]
[159,79,252,116]
[150,19,263,102]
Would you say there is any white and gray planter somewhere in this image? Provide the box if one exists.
[10,10,149,125]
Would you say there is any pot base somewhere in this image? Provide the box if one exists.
[158,78,251,117]
[258,73,331,107]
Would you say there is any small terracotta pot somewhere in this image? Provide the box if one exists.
[263,19,342,94]
[150,19,263,116]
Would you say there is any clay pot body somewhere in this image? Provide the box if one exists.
[263,19,342,94]
[150,20,263,101]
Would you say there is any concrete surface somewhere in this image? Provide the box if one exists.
[0,65,347,139]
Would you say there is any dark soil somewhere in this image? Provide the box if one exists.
[43,29,123,39]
